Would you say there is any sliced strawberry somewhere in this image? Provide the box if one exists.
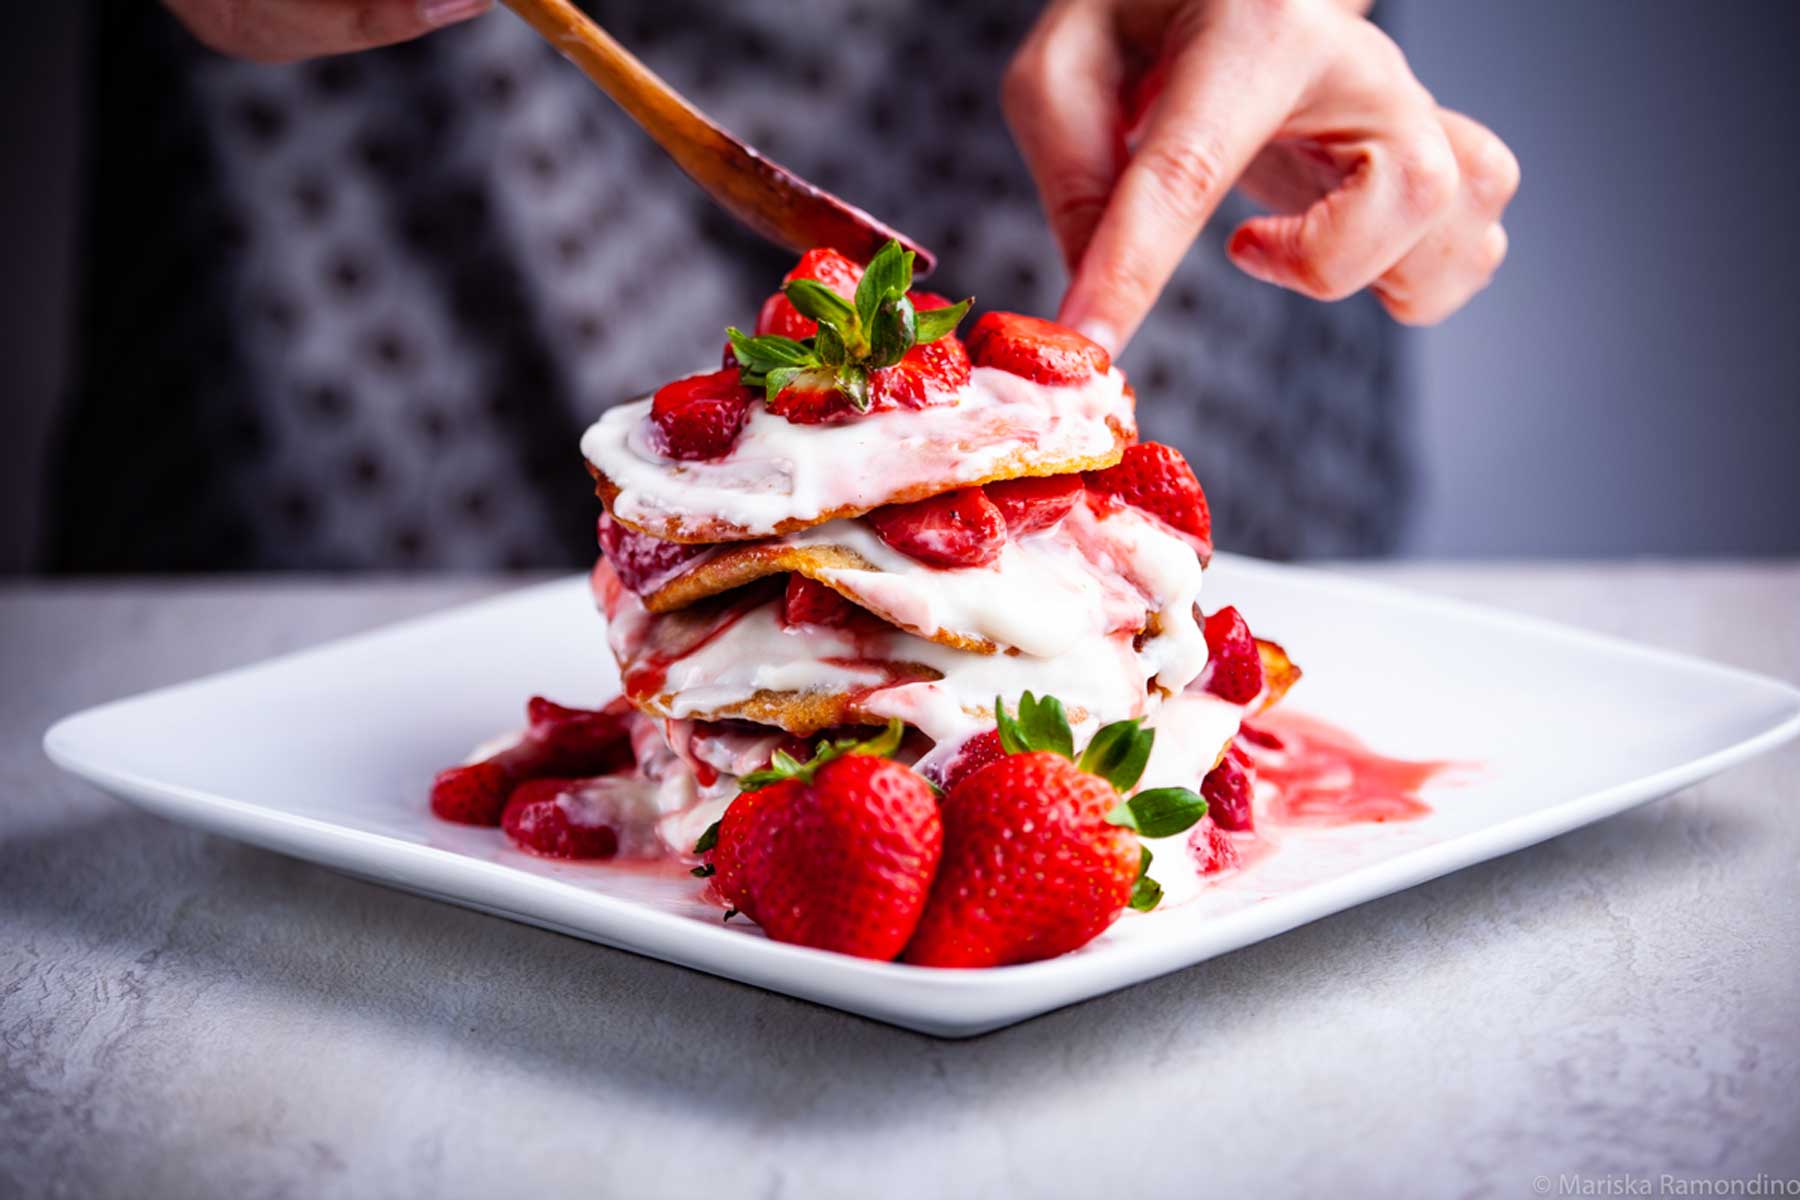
[870,334,971,412]
[1188,814,1241,875]
[428,696,634,827]
[866,487,1006,568]
[985,474,1083,537]
[1237,723,1284,752]
[502,777,627,859]
[767,371,857,425]
[965,311,1110,385]
[1200,756,1254,831]
[755,248,865,340]
[429,761,513,826]
[1202,606,1265,704]
[1085,441,1213,553]
[524,695,638,775]
[789,247,863,293]
[782,575,858,628]
[929,728,1006,795]
[597,513,708,595]
[649,368,752,461]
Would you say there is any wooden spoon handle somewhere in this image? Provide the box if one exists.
[500,0,724,161]
[497,0,934,273]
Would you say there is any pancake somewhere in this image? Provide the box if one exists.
[622,499,1208,675]
[581,363,1136,544]
[588,436,1128,545]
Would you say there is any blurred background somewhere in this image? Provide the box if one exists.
[3,0,1796,574]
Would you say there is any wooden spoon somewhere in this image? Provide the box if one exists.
[500,0,936,276]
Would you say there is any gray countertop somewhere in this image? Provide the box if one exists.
[3,563,1797,1199]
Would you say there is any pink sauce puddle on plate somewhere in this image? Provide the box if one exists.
[1247,710,1458,827]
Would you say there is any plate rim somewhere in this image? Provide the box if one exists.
[41,561,1800,1035]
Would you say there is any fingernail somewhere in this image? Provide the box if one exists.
[1072,319,1120,356]
[421,0,491,27]
[1227,235,1277,286]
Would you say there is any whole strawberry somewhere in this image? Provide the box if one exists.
[699,722,943,960]
[904,693,1209,968]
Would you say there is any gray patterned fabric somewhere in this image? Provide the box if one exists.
[45,0,1404,572]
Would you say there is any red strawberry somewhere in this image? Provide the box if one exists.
[755,248,864,340]
[649,369,752,460]
[502,776,632,859]
[782,574,863,629]
[866,487,1006,568]
[709,731,942,960]
[597,513,708,595]
[428,695,637,827]
[984,474,1083,537]
[965,311,1111,385]
[429,761,513,826]
[1201,606,1265,704]
[1200,756,1254,831]
[868,334,972,411]
[903,751,1139,967]
[1085,442,1213,552]
[524,695,638,774]
[1188,815,1241,875]
[767,372,857,425]
[928,728,1005,795]
[910,290,953,311]
[1237,723,1284,751]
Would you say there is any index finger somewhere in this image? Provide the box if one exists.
[1057,16,1311,352]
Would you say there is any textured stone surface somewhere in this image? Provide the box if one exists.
[3,565,1797,1199]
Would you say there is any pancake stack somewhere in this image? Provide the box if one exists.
[579,247,1297,874]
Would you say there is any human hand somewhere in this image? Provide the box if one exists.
[163,0,491,64]
[1003,0,1520,351]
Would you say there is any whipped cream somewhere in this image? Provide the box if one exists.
[582,365,1133,539]
[782,499,1204,666]
[601,576,1196,760]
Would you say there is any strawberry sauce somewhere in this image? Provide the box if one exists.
[1246,711,1450,827]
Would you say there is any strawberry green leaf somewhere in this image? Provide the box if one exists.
[693,820,721,854]
[762,365,804,404]
[738,719,904,792]
[1128,846,1163,911]
[1078,719,1156,792]
[847,718,906,759]
[838,364,872,412]
[1020,692,1074,759]
[785,278,858,329]
[814,322,848,366]
[1107,787,1208,838]
[854,240,915,332]
[994,691,1076,758]
[727,327,820,392]
[868,296,917,368]
[995,694,1029,755]
[914,297,972,344]
[689,863,715,878]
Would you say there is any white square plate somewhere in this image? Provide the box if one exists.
[44,558,1800,1036]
